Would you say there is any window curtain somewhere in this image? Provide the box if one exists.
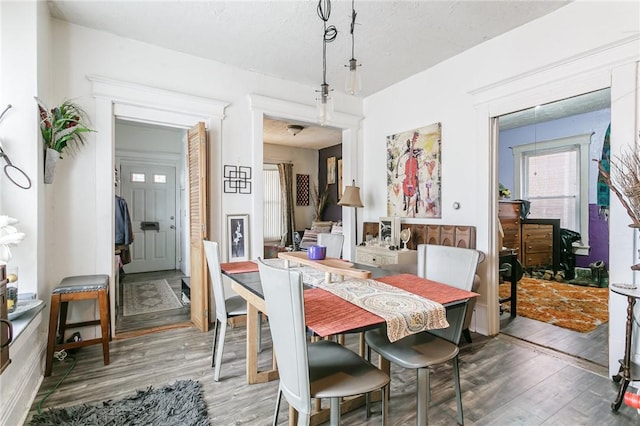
[278,163,296,247]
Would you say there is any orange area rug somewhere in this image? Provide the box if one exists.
[499,277,609,333]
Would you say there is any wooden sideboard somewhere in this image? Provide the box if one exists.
[362,222,476,250]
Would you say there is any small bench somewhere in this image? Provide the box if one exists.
[45,275,110,376]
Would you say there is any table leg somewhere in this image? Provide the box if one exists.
[245,303,279,384]
[612,295,635,411]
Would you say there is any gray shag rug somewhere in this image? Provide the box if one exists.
[29,380,209,426]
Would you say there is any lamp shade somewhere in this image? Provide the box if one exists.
[338,183,363,208]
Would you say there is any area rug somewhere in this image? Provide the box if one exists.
[29,380,209,426]
[123,279,182,316]
[499,277,609,333]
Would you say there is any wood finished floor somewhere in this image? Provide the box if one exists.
[28,322,636,425]
[116,269,190,336]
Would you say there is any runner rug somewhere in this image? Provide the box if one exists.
[123,279,183,316]
[499,277,609,333]
[28,380,208,426]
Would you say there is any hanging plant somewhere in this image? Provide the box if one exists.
[35,97,95,157]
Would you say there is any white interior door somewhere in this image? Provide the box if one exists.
[121,162,177,273]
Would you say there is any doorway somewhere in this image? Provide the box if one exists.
[496,88,611,366]
[115,119,189,335]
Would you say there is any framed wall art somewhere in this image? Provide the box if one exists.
[386,122,442,218]
[337,158,343,200]
[224,165,252,194]
[227,214,249,262]
[378,216,400,246]
[327,156,336,184]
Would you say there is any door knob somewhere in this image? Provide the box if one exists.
[170,225,176,229]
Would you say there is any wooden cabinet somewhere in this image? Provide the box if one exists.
[355,246,417,268]
[521,223,553,267]
[498,201,523,261]
[521,219,561,271]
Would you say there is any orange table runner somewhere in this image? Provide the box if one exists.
[304,273,479,337]
[220,261,259,274]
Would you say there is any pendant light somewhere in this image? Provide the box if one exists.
[344,0,362,95]
[316,0,337,126]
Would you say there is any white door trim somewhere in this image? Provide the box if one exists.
[90,75,228,335]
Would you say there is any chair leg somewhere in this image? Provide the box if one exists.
[381,385,388,426]
[417,368,430,426]
[453,356,464,425]
[330,397,340,425]
[211,319,219,367]
[98,289,110,366]
[273,388,282,426]
[213,320,227,381]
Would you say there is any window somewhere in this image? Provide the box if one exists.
[263,165,282,242]
[153,174,167,183]
[513,133,592,246]
[131,172,145,183]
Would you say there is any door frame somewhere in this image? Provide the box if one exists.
[248,95,362,261]
[90,75,228,336]
[117,154,182,273]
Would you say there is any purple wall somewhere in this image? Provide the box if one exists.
[575,204,610,268]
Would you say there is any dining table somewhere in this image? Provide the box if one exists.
[220,257,478,385]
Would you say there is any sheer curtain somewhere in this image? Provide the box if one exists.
[278,163,296,247]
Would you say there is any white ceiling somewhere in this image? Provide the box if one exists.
[48,0,572,149]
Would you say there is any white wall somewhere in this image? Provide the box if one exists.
[362,0,639,375]
[0,2,50,424]
[46,18,363,283]
[115,120,184,154]
[263,142,318,231]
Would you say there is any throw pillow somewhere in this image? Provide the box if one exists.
[300,225,332,249]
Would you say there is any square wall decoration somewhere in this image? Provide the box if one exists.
[386,122,442,218]
[296,174,310,206]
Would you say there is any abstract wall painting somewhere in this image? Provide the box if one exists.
[386,122,442,218]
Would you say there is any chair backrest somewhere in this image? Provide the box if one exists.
[203,240,228,323]
[416,244,480,344]
[257,259,311,416]
[417,244,480,291]
[317,233,344,258]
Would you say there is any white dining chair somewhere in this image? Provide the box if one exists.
[365,244,479,425]
[203,240,253,382]
[317,233,344,258]
[258,258,389,426]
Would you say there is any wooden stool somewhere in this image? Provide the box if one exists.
[45,275,110,377]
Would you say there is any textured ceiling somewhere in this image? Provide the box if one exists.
[48,0,572,149]
[48,0,570,98]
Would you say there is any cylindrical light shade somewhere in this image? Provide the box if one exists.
[344,58,361,95]
[338,184,363,207]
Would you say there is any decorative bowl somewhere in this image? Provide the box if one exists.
[308,245,327,260]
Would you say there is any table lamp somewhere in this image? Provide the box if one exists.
[338,180,364,244]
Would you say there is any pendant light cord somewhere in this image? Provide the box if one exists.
[349,0,357,60]
[317,0,337,85]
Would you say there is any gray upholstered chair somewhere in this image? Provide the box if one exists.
[317,233,344,259]
[365,244,480,425]
[258,258,389,426]
[203,240,248,382]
